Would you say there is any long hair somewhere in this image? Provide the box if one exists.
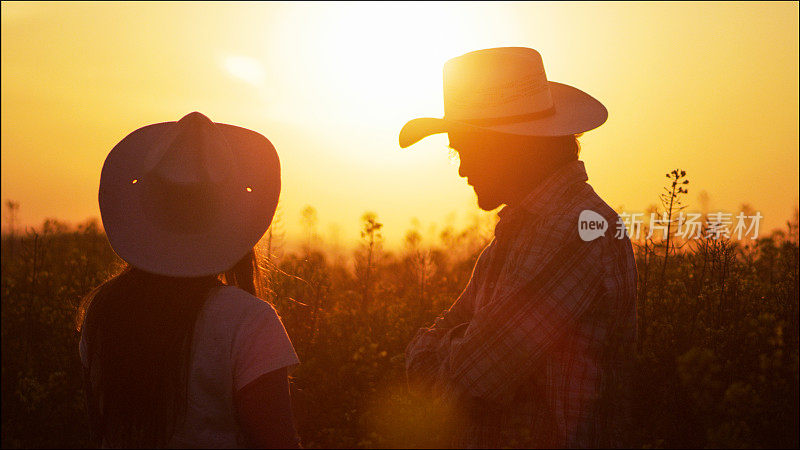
[77,249,261,447]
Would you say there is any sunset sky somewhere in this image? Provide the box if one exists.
[2,1,798,250]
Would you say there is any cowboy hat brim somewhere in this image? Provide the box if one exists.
[99,121,280,277]
[399,81,608,148]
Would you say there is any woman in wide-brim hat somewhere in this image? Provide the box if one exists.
[77,112,300,448]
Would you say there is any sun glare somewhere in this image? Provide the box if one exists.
[308,3,488,122]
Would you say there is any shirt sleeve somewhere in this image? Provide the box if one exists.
[405,243,492,392]
[232,302,300,392]
[430,236,606,406]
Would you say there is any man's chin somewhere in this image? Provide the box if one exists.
[475,194,503,212]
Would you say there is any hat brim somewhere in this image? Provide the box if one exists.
[99,121,280,277]
[399,81,608,148]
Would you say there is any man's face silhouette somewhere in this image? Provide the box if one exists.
[448,131,576,212]
[449,131,518,212]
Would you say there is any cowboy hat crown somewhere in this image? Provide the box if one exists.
[99,112,280,277]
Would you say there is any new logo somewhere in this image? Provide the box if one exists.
[578,210,607,241]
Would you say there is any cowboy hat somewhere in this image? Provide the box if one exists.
[399,47,608,148]
[99,112,280,277]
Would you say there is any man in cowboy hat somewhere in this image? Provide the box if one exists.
[401,47,638,448]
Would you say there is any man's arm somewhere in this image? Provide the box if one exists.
[405,244,492,392]
[428,236,606,406]
[405,282,476,393]
[431,241,494,329]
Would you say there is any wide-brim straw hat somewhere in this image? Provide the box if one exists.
[99,112,280,277]
[399,47,608,148]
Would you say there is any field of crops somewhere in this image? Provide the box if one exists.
[2,200,798,448]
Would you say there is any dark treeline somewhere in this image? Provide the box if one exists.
[2,197,798,448]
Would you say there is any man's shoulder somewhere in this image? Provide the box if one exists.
[524,182,621,244]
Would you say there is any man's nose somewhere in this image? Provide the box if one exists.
[458,160,467,178]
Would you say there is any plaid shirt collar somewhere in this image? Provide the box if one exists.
[496,160,589,236]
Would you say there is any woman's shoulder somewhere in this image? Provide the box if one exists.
[208,285,277,311]
[202,286,281,327]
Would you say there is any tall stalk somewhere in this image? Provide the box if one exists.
[658,169,689,288]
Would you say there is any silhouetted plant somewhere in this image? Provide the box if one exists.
[356,212,383,312]
[658,169,689,286]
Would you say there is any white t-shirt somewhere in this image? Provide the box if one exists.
[79,285,300,448]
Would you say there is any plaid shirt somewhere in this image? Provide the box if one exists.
[406,160,637,448]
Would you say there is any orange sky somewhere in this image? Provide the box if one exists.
[2,2,798,250]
